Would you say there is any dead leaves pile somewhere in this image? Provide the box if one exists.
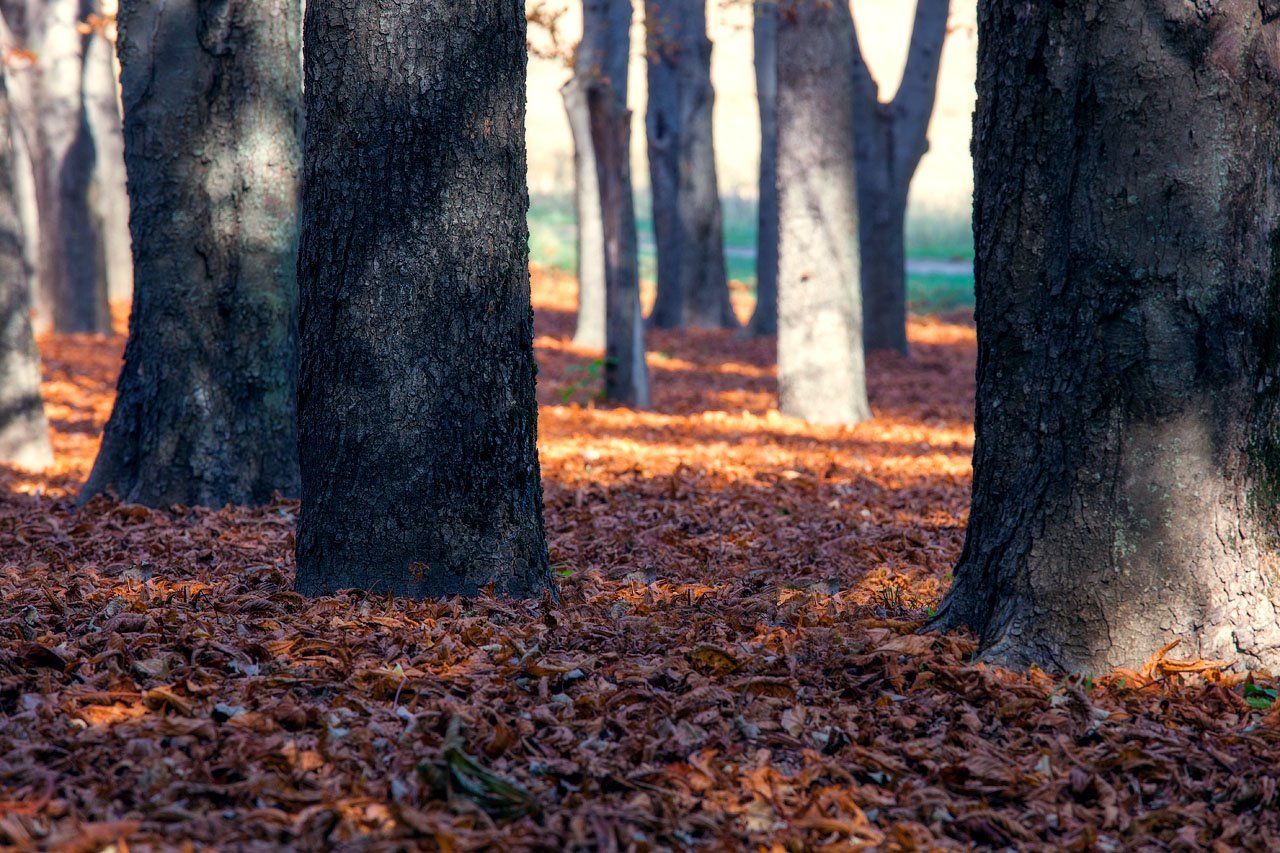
[1,270,1278,850]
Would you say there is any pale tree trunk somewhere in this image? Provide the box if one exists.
[83,0,301,507]
[851,0,948,355]
[645,0,734,330]
[565,0,631,350]
[775,0,869,426]
[296,0,552,599]
[82,9,130,305]
[3,0,110,334]
[934,0,1280,674]
[0,74,52,470]
[746,0,776,337]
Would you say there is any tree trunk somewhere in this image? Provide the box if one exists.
[850,0,949,356]
[0,74,52,471]
[295,0,552,599]
[644,0,734,330]
[83,10,131,305]
[746,0,777,337]
[566,0,632,350]
[775,0,869,426]
[934,0,1280,674]
[5,0,110,334]
[588,77,648,407]
[83,0,301,507]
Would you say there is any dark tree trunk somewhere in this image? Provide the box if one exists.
[83,0,301,507]
[4,0,110,334]
[934,0,1280,674]
[850,0,949,356]
[775,0,869,426]
[295,0,552,599]
[644,0,734,330]
[588,76,648,407]
[0,74,52,471]
[83,11,131,305]
[746,0,777,338]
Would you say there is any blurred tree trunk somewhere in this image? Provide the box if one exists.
[4,0,109,334]
[564,0,631,349]
[295,0,552,599]
[645,0,734,330]
[0,73,52,471]
[82,7,130,305]
[775,0,869,426]
[83,0,301,507]
[746,0,776,338]
[934,0,1280,674]
[852,0,948,356]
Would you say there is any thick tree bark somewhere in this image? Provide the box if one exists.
[4,0,110,334]
[83,0,301,507]
[775,0,869,426]
[0,74,52,471]
[746,0,777,337]
[295,0,552,599]
[566,0,632,350]
[850,0,949,356]
[83,11,131,305]
[934,0,1280,674]
[588,77,648,407]
[644,0,734,330]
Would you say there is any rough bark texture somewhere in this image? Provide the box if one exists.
[851,0,948,355]
[0,74,52,471]
[645,0,734,330]
[4,0,110,334]
[83,14,132,304]
[83,0,301,507]
[295,0,552,599]
[566,0,632,350]
[746,0,777,338]
[775,0,869,426]
[588,79,648,407]
[934,0,1280,674]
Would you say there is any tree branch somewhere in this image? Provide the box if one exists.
[889,0,950,179]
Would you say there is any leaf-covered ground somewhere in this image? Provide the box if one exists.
[2,270,1279,850]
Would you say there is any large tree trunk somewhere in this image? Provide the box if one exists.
[644,0,734,330]
[850,0,949,356]
[746,0,777,338]
[83,0,301,507]
[295,0,552,599]
[934,0,1280,674]
[5,0,110,334]
[0,74,52,471]
[82,9,131,305]
[775,0,869,426]
[566,0,632,350]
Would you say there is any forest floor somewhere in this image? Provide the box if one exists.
[2,269,1279,850]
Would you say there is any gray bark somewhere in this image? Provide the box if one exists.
[83,13,131,304]
[775,0,869,426]
[746,0,776,337]
[567,0,632,350]
[933,0,1280,674]
[3,0,110,334]
[295,0,552,599]
[0,73,52,470]
[644,0,734,329]
[851,0,948,355]
[83,0,301,507]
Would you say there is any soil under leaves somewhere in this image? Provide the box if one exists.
[2,270,1279,850]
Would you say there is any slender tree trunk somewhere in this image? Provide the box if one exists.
[850,0,949,355]
[82,10,130,305]
[295,0,552,599]
[934,0,1280,674]
[0,74,52,471]
[588,74,648,406]
[83,0,301,507]
[746,0,777,337]
[645,0,734,330]
[775,0,869,426]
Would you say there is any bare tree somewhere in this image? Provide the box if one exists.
[746,0,777,337]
